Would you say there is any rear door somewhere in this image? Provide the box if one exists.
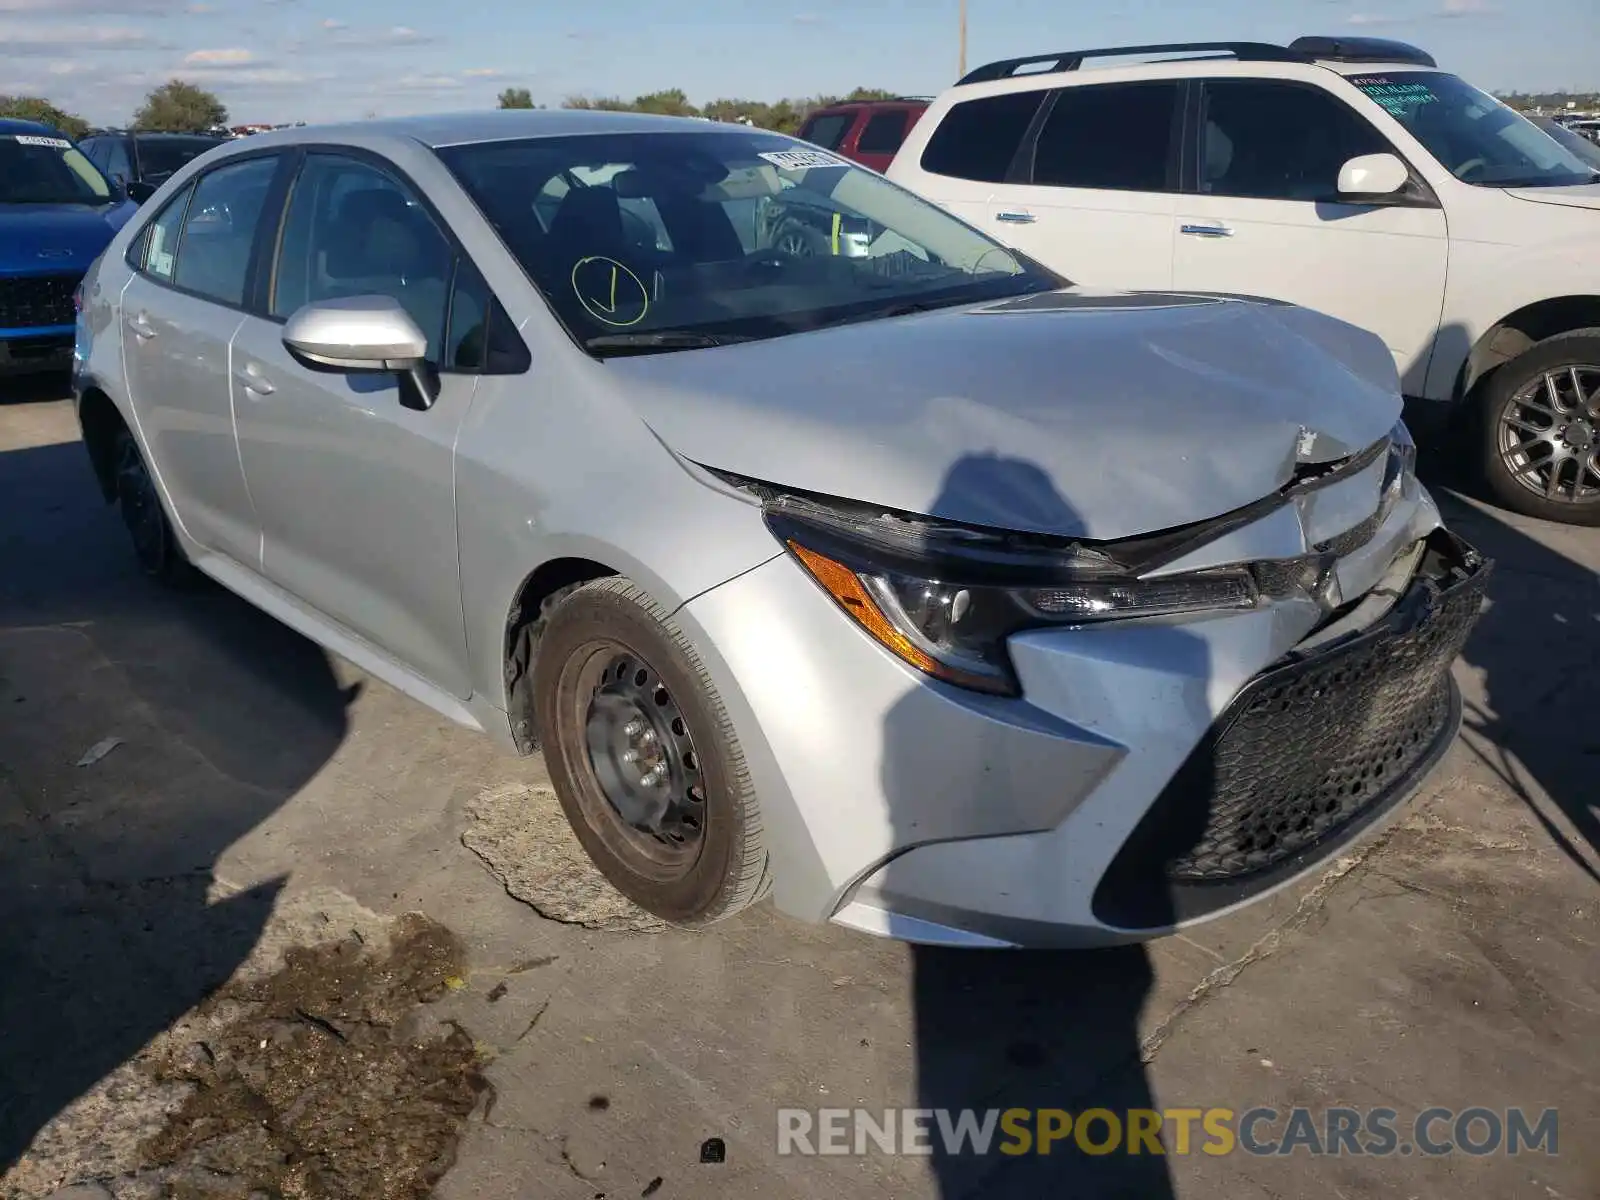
[1171,78,1448,394]
[119,152,287,564]
[851,108,914,173]
[982,80,1183,289]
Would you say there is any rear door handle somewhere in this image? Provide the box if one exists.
[234,364,275,396]
[995,211,1036,225]
[128,313,156,340]
[1180,223,1234,238]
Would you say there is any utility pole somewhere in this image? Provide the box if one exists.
[958,0,967,79]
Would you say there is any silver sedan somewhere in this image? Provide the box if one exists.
[73,110,1488,947]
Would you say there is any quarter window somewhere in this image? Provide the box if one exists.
[171,156,279,305]
[1199,80,1392,201]
[801,113,851,151]
[139,183,194,282]
[920,90,1045,183]
[1030,82,1179,192]
[271,155,454,360]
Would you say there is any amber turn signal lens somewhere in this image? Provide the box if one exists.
[787,540,946,676]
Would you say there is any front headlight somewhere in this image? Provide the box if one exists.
[768,497,1259,697]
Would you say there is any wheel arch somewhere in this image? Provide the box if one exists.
[77,386,129,503]
[1458,295,1600,403]
[502,556,619,754]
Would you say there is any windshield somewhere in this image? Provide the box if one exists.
[0,133,114,205]
[1349,72,1597,187]
[1531,117,1600,170]
[137,136,223,180]
[436,130,1061,354]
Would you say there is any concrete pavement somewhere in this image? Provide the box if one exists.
[1,384,1594,1199]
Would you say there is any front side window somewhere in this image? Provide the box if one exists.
[1200,80,1391,201]
[920,90,1045,182]
[800,113,851,151]
[857,111,911,156]
[272,155,455,359]
[0,132,113,205]
[171,155,279,306]
[438,130,1060,355]
[1031,81,1180,192]
[139,183,194,282]
[1349,71,1596,187]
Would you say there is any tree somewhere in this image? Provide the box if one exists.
[497,87,534,110]
[0,95,89,139]
[133,80,228,132]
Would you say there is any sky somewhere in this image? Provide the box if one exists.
[0,0,1595,127]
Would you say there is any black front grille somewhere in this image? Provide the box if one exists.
[0,272,81,330]
[1095,529,1490,929]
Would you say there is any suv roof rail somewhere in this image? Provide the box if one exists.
[957,41,1307,85]
[1288,35,1436,68]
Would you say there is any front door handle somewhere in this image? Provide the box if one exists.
[128,313,156,340]
[233,364,275,396]
[995,211,1036,225]
[1180,223,1234,238]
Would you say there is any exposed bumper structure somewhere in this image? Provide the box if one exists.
[678,471,1488,949]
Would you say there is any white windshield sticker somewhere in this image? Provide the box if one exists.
[11,134,72,148]
[757,148,849,171]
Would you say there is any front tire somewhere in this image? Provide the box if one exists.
[112,427,197,584]
[532,577,771,926]
[1479,329,1600,524]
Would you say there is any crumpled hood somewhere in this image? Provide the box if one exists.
[608,290,1403,541]
[0,201,137,272]
[1505,182,1600,213]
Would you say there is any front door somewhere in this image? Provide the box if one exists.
[231,152,475,698]
[120,154,282,565]
[1172,78,1449,395]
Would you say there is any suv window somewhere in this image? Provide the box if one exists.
[105,137,132,182]
[920,90,1045,183]
[800,113,851,151]
[1199,80,1392,201]
[857,110,911,156]
[171,156,278,305]
[272,154,455,359]
[139,182,194,282]
[1031,82,1179,192]
[137,135,221,181]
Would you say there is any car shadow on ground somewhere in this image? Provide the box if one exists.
[878,454,1183,1199]
[1415,442,1600,879]
[0,382,355,1173]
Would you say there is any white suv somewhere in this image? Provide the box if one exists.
[888,36,1600,525]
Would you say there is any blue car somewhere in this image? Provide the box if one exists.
[1,117,138,377]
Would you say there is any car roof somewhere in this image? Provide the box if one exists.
[0,116,63,137]
[229,108,743,151]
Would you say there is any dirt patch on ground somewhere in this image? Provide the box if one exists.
[129,912,487,1199]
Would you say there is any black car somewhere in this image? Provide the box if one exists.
[76,130,229,202]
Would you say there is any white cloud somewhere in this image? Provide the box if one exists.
[184,46,253,65]
[0,22,146,51]
[319,16,342,28]
[461,67,499,78]
[1347,12,1401,25]
[1437,0,1495,14]
[394,72,462,90]
[187,2,216,11]
[0,78,44,92]
[0,0,174,11]
[387,25,424,42]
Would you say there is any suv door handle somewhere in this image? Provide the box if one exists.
[1180,222,1234,238]
[233,364,275,396]
[128,313,156,340]
[995,211,1036,224]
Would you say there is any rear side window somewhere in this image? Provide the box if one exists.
[800,113,851,150]
[1030,82,1179,192]
[920,90,1045,182]
[857,110,911,155]
[172,156,279,306]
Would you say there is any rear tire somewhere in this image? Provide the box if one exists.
[112,427,197,585]
[1478,329,1600,525]
[532,577,771,926]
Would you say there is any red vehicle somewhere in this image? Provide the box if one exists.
[796,98,930,172]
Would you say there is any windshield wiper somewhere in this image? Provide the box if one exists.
[584,330,758,357]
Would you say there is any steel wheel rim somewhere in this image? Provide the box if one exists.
[1497,364,1600,505]
[775,228,814,259]
[114,438,166,570]
[569,642,707,879]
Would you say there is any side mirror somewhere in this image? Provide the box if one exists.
[126,179,157,204]
[1337,152,1411,201]
[282,295,440,410]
